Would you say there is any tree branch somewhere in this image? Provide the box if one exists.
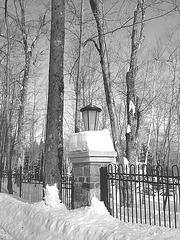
[83,38,100,53]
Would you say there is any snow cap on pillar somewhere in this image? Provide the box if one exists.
[68,129,117,164]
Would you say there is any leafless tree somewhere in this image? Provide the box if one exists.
[44,0,65,191]
[125,0,145,164]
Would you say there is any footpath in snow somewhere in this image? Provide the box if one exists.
[0,184,180,240]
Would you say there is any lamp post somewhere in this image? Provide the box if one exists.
[80,104,102,131]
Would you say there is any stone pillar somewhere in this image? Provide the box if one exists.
[68,129,116,208]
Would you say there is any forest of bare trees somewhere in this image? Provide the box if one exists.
[65,0,180,167]
[0,0,180,189]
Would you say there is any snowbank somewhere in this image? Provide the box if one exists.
[0,185,180,240]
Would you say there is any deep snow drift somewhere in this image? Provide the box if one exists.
[0,185,180,240]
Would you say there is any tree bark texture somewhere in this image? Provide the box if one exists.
[44,0,65,191]
[89,0,122,163]
[75,0,84,133]
[5,0,13,194]
[125,0,145,164]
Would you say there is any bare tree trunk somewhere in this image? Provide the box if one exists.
[161,62,176,166]
[4,0,13,194]
[75,0,84,133]
[0,109,7,173]
[17,52,31,167]
[145,106,154,165]
[176,84,180,164]
[125,0,145,164]
[16,0,32,167]
[16,0,47,168]
[29,87,36,170]
[89,0,122,162]
[44,0,65,192]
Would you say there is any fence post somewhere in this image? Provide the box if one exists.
[71,176,74,209]
[7,169,13,194]
[100,167,108,209]
[19,165,22,198]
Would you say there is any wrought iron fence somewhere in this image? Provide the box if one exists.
[0,166,74,209]
[0,167,44,202]
[100,164,180,228]
[61,175,74,209]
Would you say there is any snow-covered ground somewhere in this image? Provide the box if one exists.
[0,184,180,240]
[0,228,14,240]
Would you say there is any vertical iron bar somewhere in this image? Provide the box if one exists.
[118,165,122,221]
[107,166,111,214]
[166,167,171,228]
[147,170,151,225]
[65,176,67,206]
[115,166,118,219]
[100,167,108,210]
[126,167,130,222]
[19,165,22,198]
[177,166,180,228]
[123,172,126,222]
[111,165,115,217]
[134,167,138,223]
[152,169,156,226]
[71,175,74,209]
[142,166,147,224]
[172,166,176,228]
[130,165,134,223]
[138,166,142,224]
[43,175,45,200]
[156,165,161,227]
[162,167,166,227]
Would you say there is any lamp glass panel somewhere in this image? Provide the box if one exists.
[88,110,96,131]
[94,111,100,130]
[82,111,88,131]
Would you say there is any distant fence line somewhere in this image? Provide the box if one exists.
[100,164,180,229]
[0,166,74,209]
